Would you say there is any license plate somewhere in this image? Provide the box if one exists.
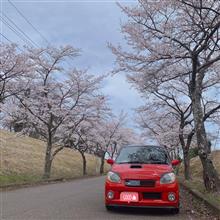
[120,192,139,202]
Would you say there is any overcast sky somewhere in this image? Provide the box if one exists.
[2,0,220,149]
[1,0,144,128]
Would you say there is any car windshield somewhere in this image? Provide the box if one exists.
[115,146,170,165]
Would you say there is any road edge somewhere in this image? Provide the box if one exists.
[178,177,220,216]
[0,174,105,191]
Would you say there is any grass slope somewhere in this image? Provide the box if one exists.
[0,130,104,186]
[179,150,220,180]
[189,150,220,179]
[179,150,220,203]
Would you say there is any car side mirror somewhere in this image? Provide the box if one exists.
[171,159,180,166]
[107,159,114,165]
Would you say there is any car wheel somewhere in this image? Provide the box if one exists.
[105,205,114,211]
[171,207,179,214]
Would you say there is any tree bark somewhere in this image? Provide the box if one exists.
[111,142,117,158]
[169,150,174,160]
[179,119,191,180]
[43,136,53,179]
[79,151,87,176]
[192,97,220,191]
[184,130,194,180]
[183,148,190,180]
[100,154,105,175]
[190,68,220,192]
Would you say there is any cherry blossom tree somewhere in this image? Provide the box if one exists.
[91,115,126,174]
[0,43,31,105]
[10,45,106,179]
[59,95,110,176]
[135,78,220,180]
[107,127,142,159]
[61,122,92,176]
[95,126,141,161]
[136,95,195,180]
[111,0,220,192]
[91,113,142,174]
[1,97,29,133]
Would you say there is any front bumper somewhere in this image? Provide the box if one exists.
[105,180,179,208]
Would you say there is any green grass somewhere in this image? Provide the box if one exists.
[0,129,110,186]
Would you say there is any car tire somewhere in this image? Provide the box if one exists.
[171,207,179,214]
[105,205,114,211]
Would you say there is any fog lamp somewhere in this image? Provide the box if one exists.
[107,191,114,199]
[168,192,176,201]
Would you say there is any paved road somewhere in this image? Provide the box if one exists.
[1,176,195,220]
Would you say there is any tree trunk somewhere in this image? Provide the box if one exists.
[169,150,174,160]
[190,70,220,192]
[179,121,191,180]
[183,149,190,180]
[80,151,87,176]
[111,142,117,158]
[192,99,220,191]
[43,132,53,179]
[184,130,195,180]
[43,157,52,179]
[174,149,177,159]
[100,155,105,175]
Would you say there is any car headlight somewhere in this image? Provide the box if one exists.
[160,172,176,184]
[107,171,121,183]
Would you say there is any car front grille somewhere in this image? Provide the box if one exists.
[140,180,156,187]
[125,179,156,187]
[142,192,162,200]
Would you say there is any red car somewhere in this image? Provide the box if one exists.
[105,145,180,214]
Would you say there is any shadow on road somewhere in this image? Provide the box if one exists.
[107,207,177,216]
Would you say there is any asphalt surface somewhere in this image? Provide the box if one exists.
[1,176,196,220]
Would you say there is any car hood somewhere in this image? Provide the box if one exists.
[111,164,173,180]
